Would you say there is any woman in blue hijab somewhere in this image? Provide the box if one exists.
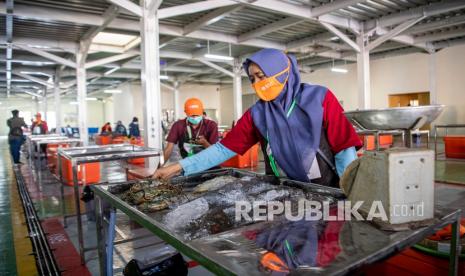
[154,49,361,187]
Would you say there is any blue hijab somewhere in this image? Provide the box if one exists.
[245,49,327,182]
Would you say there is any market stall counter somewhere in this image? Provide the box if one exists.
[91,169,461,276]
[56,143,163,264]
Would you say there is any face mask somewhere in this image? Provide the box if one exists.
[187,116,203,125]
[252,62,290,102]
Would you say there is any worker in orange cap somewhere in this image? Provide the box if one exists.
[163,98,219,162]
[31,112,48,135]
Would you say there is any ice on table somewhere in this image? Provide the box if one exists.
[164,197,209,230]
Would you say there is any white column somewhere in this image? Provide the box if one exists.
[356,34,371,109]
[43,88,48,122]
[140,0,163,167]
[429,51,437,105]
[35,97,39,114]
[76,49,88,145]
[173,80,180,120]
[54,70,62,133]
[232,58,243,121]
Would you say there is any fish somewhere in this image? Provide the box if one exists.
[193,175,237,193]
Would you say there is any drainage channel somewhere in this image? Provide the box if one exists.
[14,166,61,276]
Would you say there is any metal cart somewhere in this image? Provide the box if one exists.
[57,144,163,264]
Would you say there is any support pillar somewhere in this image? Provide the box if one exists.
[232,58,243,122]
[429,51,437,105]
[43,88,48,122]
[35,97,39,114]
[173,81,180,120]
[356,34,371,110]
[54,69,62,134]
[140,0,163,167]
[76,49,88,145]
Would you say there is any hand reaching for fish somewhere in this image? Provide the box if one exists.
[152,163,183,180]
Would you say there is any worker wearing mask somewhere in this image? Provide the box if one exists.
[163,98,218,162]
[129,117,141,138]
[31,113,48,135]
[7,109,27,164]
[113,120,128,137]
[101,122,112,136]
[154,49,361,188]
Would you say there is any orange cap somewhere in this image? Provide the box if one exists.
[184,98,204,116]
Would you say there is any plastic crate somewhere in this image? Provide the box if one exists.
[95,135,112,145]
[444,136,465,159]
[60,156,101,186]
[128,137,145,165]
[359,134,393,150]
[221,143,259,168]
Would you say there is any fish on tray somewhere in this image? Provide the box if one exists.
[192,175,237,193]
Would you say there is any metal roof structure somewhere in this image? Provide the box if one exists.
[1,0,465,99]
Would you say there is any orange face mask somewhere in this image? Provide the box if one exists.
[252,62,290,102]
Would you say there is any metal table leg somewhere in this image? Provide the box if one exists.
[96,196,106,276]
[449,213,460,276]
[72,162,85,264]
[106,208,117,276]
[434,126,438,160]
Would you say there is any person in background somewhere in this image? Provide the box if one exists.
[163,98,218,162]
[100,122,112,136]
[7,109,27,164]
[31,112,48,135]
[154,49,361,188]
[129,117,141,138]
[113,120,128,137]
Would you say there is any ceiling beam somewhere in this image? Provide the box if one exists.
[159,0,237,19]
[13,71,53,88]
[319,22,360,52]
[85,51,139,69]
[414,28,465,44]
[367,16,425,52]
[14,44,76,68]
[107,0,141,17]
[240,0,361,31]
[238,17,301,42]
[407,14,465,34]
[196,59,234,77]
[311,0,368,18]
[183,5,243,35]
[365,0,465,30]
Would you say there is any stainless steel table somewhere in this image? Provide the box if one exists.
[57,144,163,264]
[92,169,461,276]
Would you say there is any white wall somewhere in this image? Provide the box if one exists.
[301,44,465,126]
[0,97,104,135]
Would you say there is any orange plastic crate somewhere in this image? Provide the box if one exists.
[443,136,465,159]
[95,135,112,145]
[60,156,101,186]
[46,144,70,170]
[112,136,128,144]
[221,143,259,168]
[359,134,393,150]
[128,137,145,165]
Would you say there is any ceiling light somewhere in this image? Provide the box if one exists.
[104,89,122,94]
[104,67,120,76]
[331,67,348,73]
[160,75,169,80]
[70,101,79,105]
[86,97,98,101]
[204,54,234,61]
